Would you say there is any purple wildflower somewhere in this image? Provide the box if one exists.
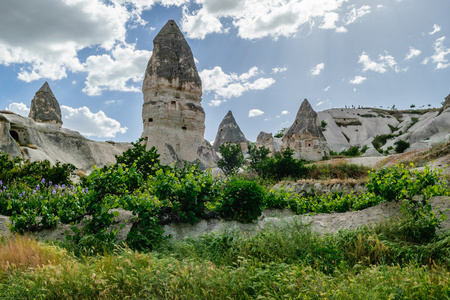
[52,189,56,195]
[41,178,45,184]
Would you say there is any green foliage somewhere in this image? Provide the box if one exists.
[0,151,75,186]
[217,143,244,177]
[115,138,161,180]
[259,148,312,181]
[372,133,395,150]
[148,164,222,224]
[329,146,365,157]
[247,143,270,176]
[218,179,266,223]
[394,140,410,153]
[274,127,286,138]
[320,120,328,129]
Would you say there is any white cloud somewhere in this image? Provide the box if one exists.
[272,67,288,74]
[5,102,30,116]
[82,43,151,96]
[405,47,421,60]
[180,6,223,39]
[311,63,325,76]
[316,99,330,106]
[324,85,331,92]
[320,12,339,30]
[181,0,355,40]
[429,24,441,35]
[208,100,226,107]
[61,105,127,138]
[248,109,264,117]
[200,66,275,99]
[350,75,367,84]
[426,36,450,69]
[345,5,371,25]
[0,0,131,82]
[358,51,406,73]
[281,110,289,115]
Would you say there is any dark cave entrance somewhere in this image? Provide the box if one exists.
[9,130,19,142]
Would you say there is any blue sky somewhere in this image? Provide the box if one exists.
[1,0,449,143]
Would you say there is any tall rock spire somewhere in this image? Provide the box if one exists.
[213,110,248,152]
[282,99,330,160]
[141,20,214,167]
[28,82,63,127]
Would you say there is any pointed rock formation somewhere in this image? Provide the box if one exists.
[141,20,215,166]
[282,99,331,160]
[213,111,248,152]
[28,82,63,127]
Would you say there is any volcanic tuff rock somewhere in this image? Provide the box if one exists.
[141,20,216,167]
[0,111,131,171]
[282,99,331,160]
[256,131,282,153]
[213,110,248,152]
[28,82,63,127]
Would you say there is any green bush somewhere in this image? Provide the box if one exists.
[217,143,244,177]
[394,140,410,153]
[218,179,266,223]
[259,148,312,181]
[247,143,270,176]
[0,151,75,186]
[115,138,161,180]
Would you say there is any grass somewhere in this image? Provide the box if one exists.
[2,219,450,299]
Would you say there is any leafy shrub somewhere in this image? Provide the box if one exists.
[372,134,395,150]
[274,127,286,138]
[148,164,221,224]
[259,148,312,181]
[320,120,327,129]
[394,140,410,153]
[218,179,266,223]
[115,138,161,180]
[0,152,75,186]
[247,143,270,176]
[217,143,244,177]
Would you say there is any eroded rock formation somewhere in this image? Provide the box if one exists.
[29,82,63,127]
[282,99,331,160]
[213,111,248,152]
[141,20,216,167]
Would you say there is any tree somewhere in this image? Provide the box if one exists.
[410,104,416,108]
[217,143,244,177]
[247,143,270,175]
[321,120,328,130]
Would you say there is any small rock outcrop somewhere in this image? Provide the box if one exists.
[213,111,248,152]
[439,94,450,115]
[282,99,331,160]
[28,82,63,127]
[141,20,216,167]
[256,131,282,153]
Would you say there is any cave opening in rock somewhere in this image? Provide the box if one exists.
[9,130,19,142]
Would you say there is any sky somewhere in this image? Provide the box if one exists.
[1,0,449,144]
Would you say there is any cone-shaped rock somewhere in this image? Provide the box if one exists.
[28,82,63,127]
[213,111,248,152]
[282,99,330,160]
[141,20,213,166]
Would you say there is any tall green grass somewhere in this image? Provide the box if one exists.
[2,219,450,299]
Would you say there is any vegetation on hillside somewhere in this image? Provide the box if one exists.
[1,142,450,298]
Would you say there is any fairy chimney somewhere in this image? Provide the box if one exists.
[141,20,212,165]
[282,99,330,160]
[28,82,63,127]
[213,110,248,152]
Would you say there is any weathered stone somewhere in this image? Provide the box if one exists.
[29,82,63,127]
[439,94,450,115]
[256,131,281,153]
[213,110,248,152]
[0,111,131,171]
[282,99,331,160]
[141,20,216,167]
